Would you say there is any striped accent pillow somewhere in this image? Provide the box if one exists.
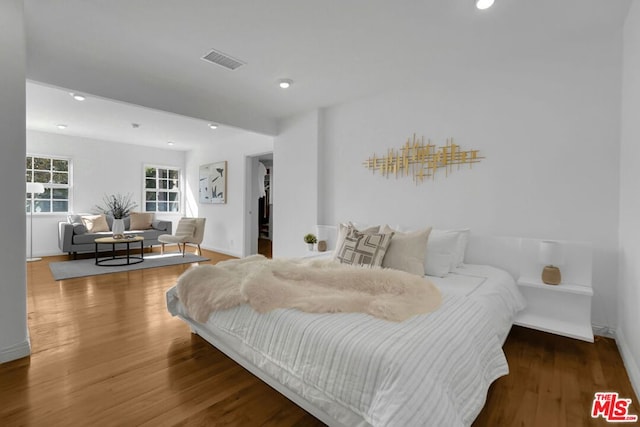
[336,228,394,267]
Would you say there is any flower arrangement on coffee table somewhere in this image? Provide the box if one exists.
[95,193,138,239]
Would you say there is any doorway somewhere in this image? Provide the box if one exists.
[243,152,273,258]
[257,156,272,258]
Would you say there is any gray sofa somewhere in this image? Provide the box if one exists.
[58,215,172,258]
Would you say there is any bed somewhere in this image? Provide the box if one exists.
[166,251,525,427]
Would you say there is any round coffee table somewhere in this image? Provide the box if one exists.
[94,236,145,266]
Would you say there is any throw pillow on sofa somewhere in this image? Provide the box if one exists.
[73,224,87,234]
[81,214,109,232]
[67,214,83,224]
[130,212,154,230]
[68,214,87,234]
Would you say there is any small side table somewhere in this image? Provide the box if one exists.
[514,277,594,342]
[95,236,144,266]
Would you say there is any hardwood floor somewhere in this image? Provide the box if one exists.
[0,250,637,426]
[257,238,272,259]
[475,328,639,426]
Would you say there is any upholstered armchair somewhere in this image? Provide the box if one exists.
[158,217,206,256]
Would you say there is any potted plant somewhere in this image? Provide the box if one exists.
[304,233,317,251]
[96,193,138,239]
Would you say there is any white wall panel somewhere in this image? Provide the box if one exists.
[185,132,273,257]
[618,0,640,398]
[0,0,29,363]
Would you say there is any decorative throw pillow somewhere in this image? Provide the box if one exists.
[424,231,459,277]
[81,214,109,233]
[67,214,83,225]
[380,225,432,276]
[73,224,87,235]
[335,228,394,267]
[333,222,380,260]
[129,212,154,230]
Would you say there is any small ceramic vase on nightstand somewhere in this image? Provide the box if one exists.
[542,265,561,285]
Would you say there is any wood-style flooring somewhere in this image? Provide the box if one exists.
[257,238,272,259]
[0,249,637,426]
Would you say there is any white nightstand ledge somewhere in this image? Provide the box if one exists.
[514,239,594,343]
[515,278,594,342]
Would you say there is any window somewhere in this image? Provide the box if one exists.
[26,155,72,213]
[144,166,180,212]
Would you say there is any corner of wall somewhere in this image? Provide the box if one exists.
[616,328,640,400]
[617,0,640,403]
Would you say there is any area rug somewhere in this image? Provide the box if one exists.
[49,253,210,281]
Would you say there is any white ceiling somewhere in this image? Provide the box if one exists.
[26,82,254,151]
[24,0,631,147]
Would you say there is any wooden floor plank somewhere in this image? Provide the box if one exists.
[0,249,637,426]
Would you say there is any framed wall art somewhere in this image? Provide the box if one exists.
[199,161,227,204]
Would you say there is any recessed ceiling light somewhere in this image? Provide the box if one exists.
[57,124,67,129]
[70,93,86,101]
[279,79,293,89]
[167,141,175,146]
[475,0,495,10]
[208,123,218,130]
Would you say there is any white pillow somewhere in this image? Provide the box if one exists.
[424,231,459,277]
[453,229,470,267]
[430,228,470,270]
[380,225,431,276]
[425,251,455,278]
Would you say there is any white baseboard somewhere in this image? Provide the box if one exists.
[616,328,640,400]
[0,339,31,364]
[202,245,241,258]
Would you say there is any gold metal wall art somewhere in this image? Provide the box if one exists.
[362,134,484,183]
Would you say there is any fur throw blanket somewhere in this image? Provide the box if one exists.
[176,255,442,323]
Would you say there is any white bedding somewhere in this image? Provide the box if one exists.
[429,264,526,344]
[166,263,525,427]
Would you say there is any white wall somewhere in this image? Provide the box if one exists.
[275,26,623,332]
[27,130,185,256]
[273,110,320,257]
[0,0,30,363]
[185,132,273,257]
[618,0,640,398]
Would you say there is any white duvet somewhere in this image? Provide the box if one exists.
[167,264,525,427]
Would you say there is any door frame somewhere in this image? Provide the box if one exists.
[243,151,273,258]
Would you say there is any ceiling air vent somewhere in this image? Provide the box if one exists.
[201,48,245,71]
